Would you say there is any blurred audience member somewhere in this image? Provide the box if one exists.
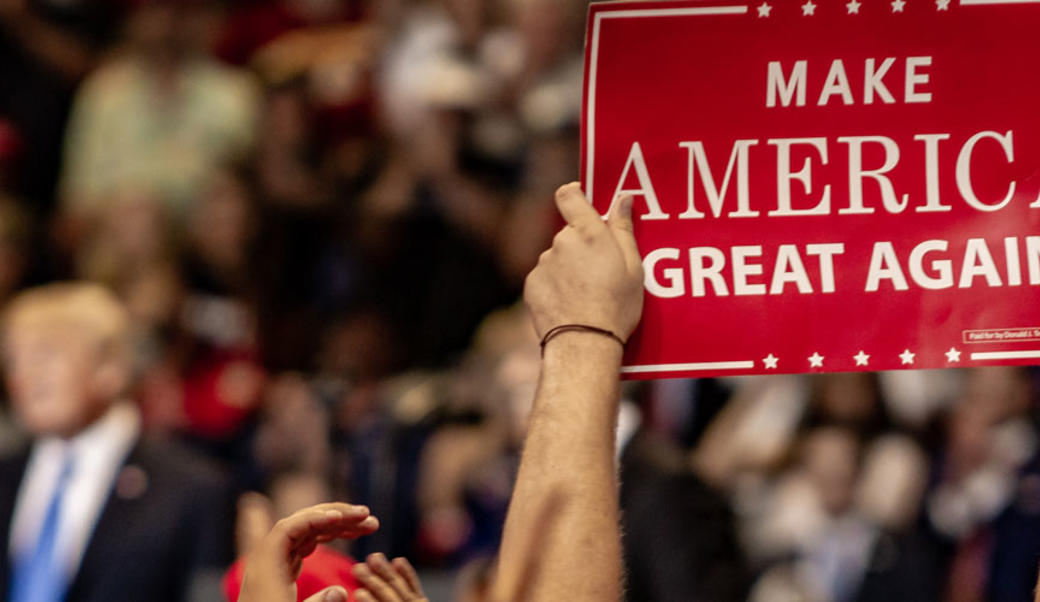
[1,2,1039,600]
[0,0,127,210]
[216,0,367,68]
[619,387,750,602]
[59,0,257,231]
[928,367,1040,602]
[0,283,232,602]
[178,164,266,444]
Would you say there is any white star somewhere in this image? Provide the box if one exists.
[802,0,817,15]
[899,349,916,365]
[891,0,906,11]
[808,352,824,368]
[757,2,772,17]
[945,347,962,363]
[854,350,870,366]
[936,0,950,9]
[763,353,779,369]
[846,0,861,13]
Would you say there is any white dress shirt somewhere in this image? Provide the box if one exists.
[8,402,141,578]
[616,399,643,463]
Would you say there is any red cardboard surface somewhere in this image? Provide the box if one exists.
[582,0,1040,378]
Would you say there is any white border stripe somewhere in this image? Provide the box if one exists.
[601,7,750,18]
[970,350,1040,360]
[585,5,748,203]
[622,360,755,373]
[585,14,601,201]
[960,0,1040,4]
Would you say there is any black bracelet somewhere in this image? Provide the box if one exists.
[539,324,626,357]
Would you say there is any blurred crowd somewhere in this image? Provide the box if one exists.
[0,1,1039,601]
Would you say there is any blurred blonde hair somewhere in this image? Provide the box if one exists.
[3,282,131,364]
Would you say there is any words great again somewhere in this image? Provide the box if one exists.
[610,56,1040,299]
[644,237,1040,298]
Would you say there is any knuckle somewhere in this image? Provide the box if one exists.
[523,272,537,296]
[611,216,633,232]
[272,518,291,534]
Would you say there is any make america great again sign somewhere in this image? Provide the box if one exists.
[582,0,1040,378]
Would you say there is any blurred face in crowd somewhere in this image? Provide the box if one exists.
[3,286,130,439]
[813,373,879,426]
[106,192,168,262]
[509,0,584,65]
[962,366,1031,421]
[5,325,116,438]
[945,368,1031,477]
[442,0,486,44]
[801,427,860,516]
[190,170,254,273]
[946,401,993,479]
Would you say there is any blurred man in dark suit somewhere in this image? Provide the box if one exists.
[619,415,750,602]
[0,282,232,602]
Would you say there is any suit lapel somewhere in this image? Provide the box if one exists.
[0,447,32,597]
[64,442,149,601]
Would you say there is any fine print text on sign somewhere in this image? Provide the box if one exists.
[582,0,1040,379]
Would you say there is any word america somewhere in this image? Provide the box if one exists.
[643,237,1040,298]
[606,56,1040,219]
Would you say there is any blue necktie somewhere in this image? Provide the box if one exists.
[9,449,76,602]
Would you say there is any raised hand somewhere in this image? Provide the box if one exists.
[238,503,379,602]
[352,554,429,602]
[523,182,644,342]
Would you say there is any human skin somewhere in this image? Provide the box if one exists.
[235,182,644,602]
[237,502,379,602]
[491,183,643,601]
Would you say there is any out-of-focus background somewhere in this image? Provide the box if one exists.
[0,1,1039,601]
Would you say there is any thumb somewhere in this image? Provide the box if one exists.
[554,182,602,231]
[303,586,349,602]
[607,195,640,265]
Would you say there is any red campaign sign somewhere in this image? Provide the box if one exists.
[582,0,1040,379]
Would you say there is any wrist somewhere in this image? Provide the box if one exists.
[537,329,624,415]
[540,328,624,365]
[540,323,625,357]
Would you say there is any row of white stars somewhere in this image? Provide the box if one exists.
[761,347,962,369]
[757,0,951,17]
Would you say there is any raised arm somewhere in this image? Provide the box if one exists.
[492,183,644,601]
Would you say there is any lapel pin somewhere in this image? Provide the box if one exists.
[115,464,148,500]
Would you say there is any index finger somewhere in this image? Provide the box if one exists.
[391,558,424,595]
[607,195,641,270]
[276,503,374,550]
[554,183,604,232]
